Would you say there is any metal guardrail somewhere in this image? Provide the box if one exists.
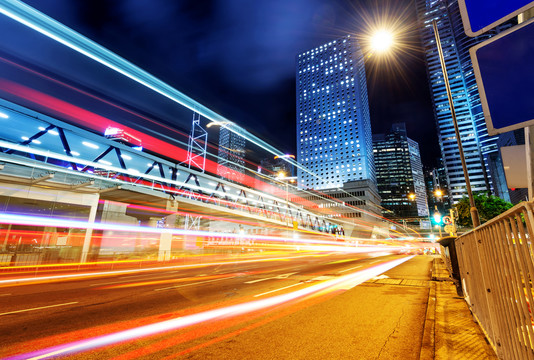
[455,201,534,359]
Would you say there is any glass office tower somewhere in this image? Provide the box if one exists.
[415,0,511,203]
[296,35,375,191]
[373,123,429,218]
[217,127,246,184]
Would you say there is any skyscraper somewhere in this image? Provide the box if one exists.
[415,0,512,203]
[296,35,375,191]
[216,127,246,184]
[373,123,429,218]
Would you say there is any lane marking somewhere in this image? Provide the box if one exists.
[244,278,270,284]
[0,293,12,297]
[253,283,302,297]
[154,277,229,291]
[244,272,298,284]
[0,301,78,316]
[339,265,363,273]
[369,259,382,264]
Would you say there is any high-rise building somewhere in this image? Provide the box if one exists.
[373,123,429,218]
[425,161,452,214]
[216,127,246,183]
[415,0,513,203]
[296,35,375,191]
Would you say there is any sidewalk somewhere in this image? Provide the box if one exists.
[421,256,497,359]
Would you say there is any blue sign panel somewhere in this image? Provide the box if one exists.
[459,0,534,36]
[470,18,534,135]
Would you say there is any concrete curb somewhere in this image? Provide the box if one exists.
[419,274,436,359]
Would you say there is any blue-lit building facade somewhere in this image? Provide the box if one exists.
[296,35,375,191]
[415,0,512,203]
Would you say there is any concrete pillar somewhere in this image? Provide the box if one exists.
[80,194,99,263]
[2,224,11,251]
[158,199,178,262]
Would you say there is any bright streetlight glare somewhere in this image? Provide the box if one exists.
[371,30,393,53]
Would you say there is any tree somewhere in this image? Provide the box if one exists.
[454,193,513,227]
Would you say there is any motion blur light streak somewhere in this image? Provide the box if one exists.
[0,213,388,253]
[7,256,412,359]
[0,0,311,178]
[0,253,325,286]
[95,272,251,290]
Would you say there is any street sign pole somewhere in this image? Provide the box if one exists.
[519,10,534,200]
[432,20,480,228]
[526,127,534,200]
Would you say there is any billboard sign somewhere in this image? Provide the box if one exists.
[470,18,534,135]
[459,0,534,36]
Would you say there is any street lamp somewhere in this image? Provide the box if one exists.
[371,30,394,53]
[432,20,480,228]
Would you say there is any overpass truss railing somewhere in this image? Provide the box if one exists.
[0,100,336,234]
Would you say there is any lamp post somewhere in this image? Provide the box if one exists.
[432,20,480,228]
[403,193,416,235]
[276,171,298,237]
[276,171,297,204]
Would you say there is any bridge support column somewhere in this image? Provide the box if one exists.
[80,194,99,263]
[158,199,178,262]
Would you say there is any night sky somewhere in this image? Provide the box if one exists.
[21,0,440,168]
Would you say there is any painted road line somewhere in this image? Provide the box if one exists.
[244,278,271,284]
[244,272,298,284]
[253,283,302,297]
[0,302,78,316]
[369,259,382,264]
[154,277,230,291]
[0,293,11,297]
[339,265,363,273]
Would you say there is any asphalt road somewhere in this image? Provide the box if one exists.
[0,252,433,359]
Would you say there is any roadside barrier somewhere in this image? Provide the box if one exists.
[455,201,534,359]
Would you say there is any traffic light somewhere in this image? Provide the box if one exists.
[433,212,443,225]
